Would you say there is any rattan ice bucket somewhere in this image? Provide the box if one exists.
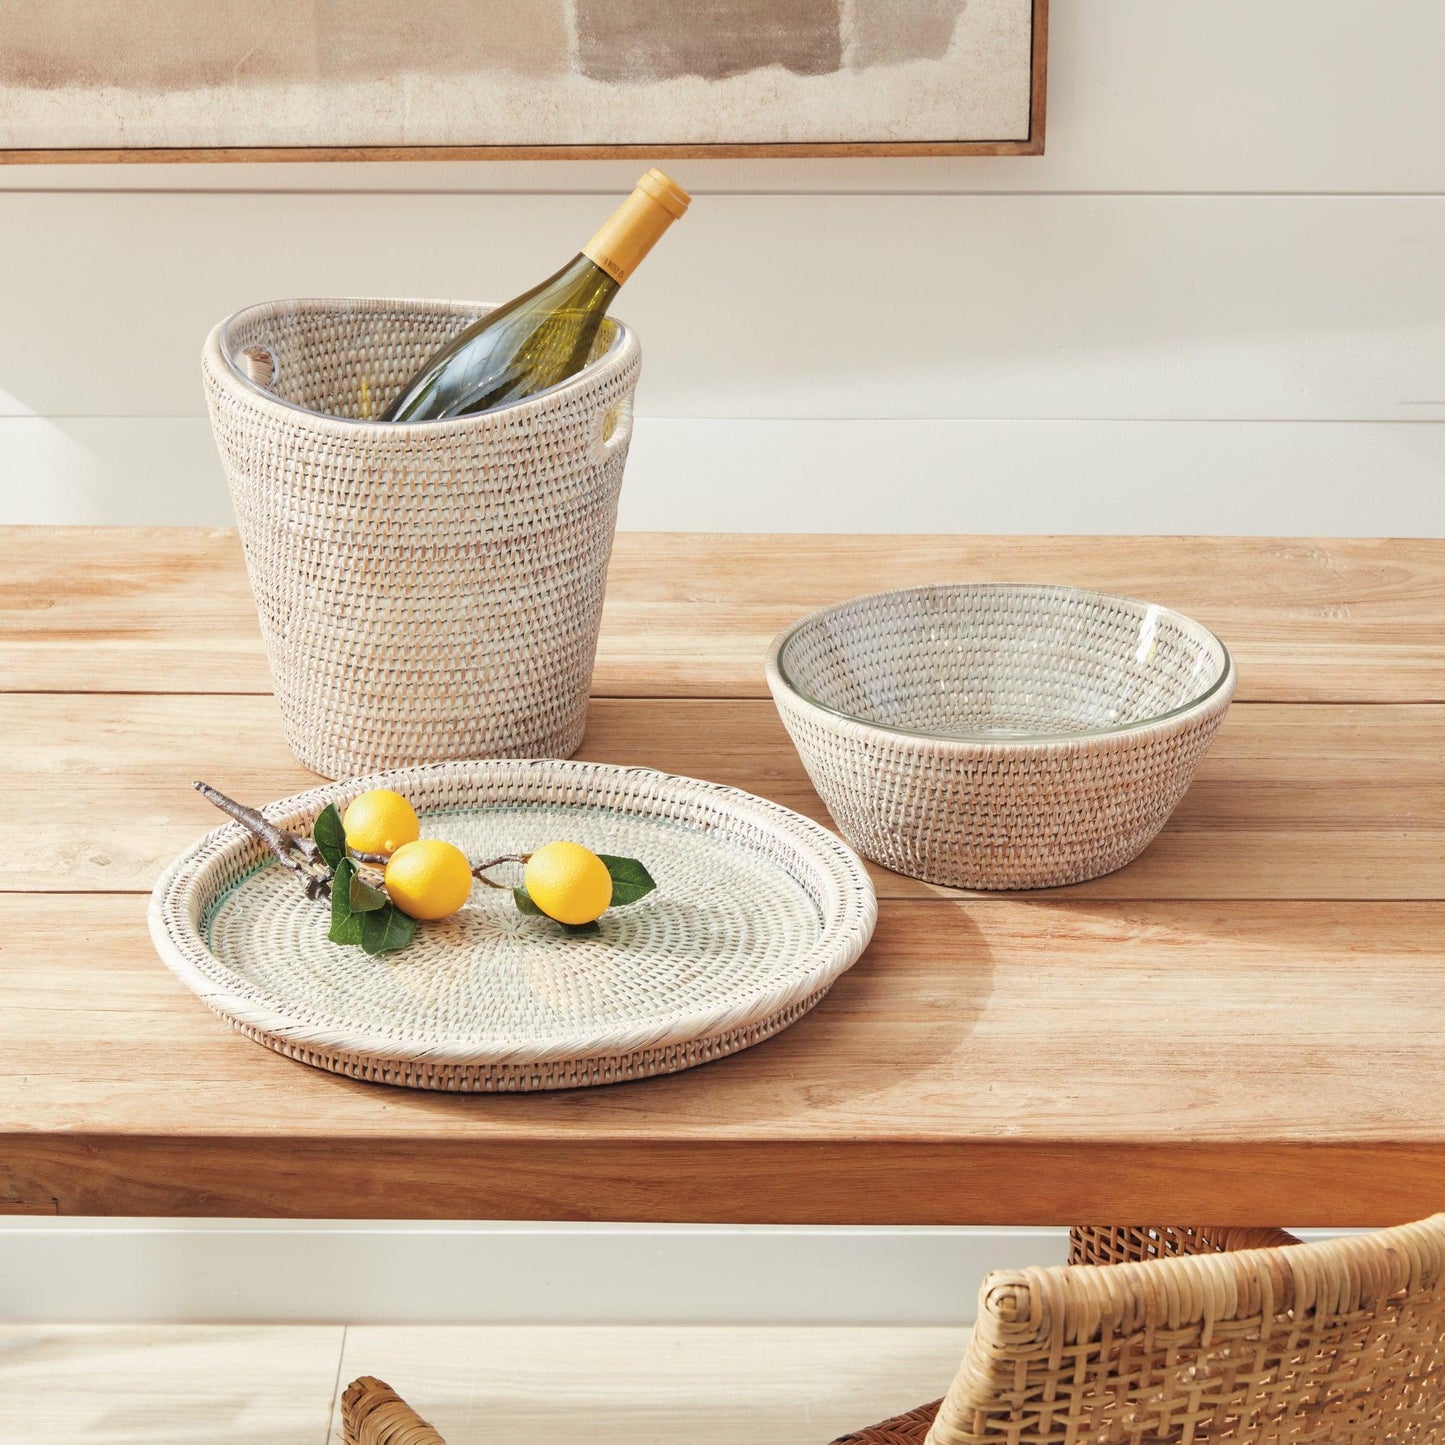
[203,297,641,779]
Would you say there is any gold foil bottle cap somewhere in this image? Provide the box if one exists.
[637,168,691,219]
[582,170,690,285]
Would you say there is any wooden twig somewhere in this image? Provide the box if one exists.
[193,780,332,900]
[471,853,529,888]
[472,853,529,874]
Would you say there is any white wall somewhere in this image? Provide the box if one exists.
[3,0,1443,534]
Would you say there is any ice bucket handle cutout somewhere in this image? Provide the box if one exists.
[235,344,277,391]
[598,392,635,462]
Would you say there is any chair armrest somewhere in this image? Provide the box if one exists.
[1069,1224,1302,1265]
[341,1377,447,1445]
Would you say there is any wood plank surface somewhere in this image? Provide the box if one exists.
[5,894,1445,1224]
[1,1325,345,1444]
[7,528,1444,1226]
[330,1325,973,1445]
[8,693,1443,901]
[0,1323,967,1445]
[6,529,1445,701]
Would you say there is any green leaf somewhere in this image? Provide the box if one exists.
[360,903,418,956]
[559,919,602,937]
[329,909,363,947]
[313,804,347,869]
[328,858,363,945]
[598,854,656,907]
[349,870,388,913]
[515,884,603,935]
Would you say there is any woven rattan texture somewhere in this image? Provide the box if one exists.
[1069,1224,1303,1267]
[926,1214,1445,1444]
[202,298,641,779]
[343,1377,446,1445]
[767,585,1235,891]
[832,1400,943,1444]
[149,759,876,1092]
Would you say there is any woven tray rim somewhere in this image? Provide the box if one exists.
[148,759,877,1067]
[766,581,1237,754]
[203,294,639,438]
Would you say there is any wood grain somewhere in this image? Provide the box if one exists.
[598,534,1445,703]
[0,1322,967,1445]
[0,1324,345,1444]
[330,1325,972,1445]
[5,894,1445,1223]
[7,528,1444,1225]
[6,529,1444,701]
[7,692,1443,900]
[0,138,1044,164]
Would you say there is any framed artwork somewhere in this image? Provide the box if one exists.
[0,0,1045,160]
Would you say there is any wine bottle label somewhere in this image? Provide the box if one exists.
[583,168,691,285]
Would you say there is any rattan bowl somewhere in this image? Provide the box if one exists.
[766,583,1236,891]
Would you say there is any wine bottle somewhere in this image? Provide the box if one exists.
[379,169,690,422]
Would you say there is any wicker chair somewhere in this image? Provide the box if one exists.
[341,1215,1445,1444]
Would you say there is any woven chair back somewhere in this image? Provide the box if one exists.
[928,1215,1445,1443]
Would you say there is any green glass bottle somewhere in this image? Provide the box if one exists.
[379,169,690,422]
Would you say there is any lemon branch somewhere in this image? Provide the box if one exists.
[470,853,531,889]
[332,847,393,896]
[191,785,653,948]
[193,780,333,901]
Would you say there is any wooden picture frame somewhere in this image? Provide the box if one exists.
[0,0,1045,162]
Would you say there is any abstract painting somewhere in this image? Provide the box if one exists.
[0,0,1045,158]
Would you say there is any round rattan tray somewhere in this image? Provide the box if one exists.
[149,760,877,1091]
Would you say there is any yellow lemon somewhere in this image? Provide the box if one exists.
[384,839,473,921]
[343,789,421,857]
[524,841,613,925]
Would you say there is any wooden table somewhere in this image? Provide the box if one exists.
[4,530,1443,1226]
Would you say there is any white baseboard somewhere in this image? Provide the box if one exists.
[0,1221,1359,1326]
[0,1221,1066,1326]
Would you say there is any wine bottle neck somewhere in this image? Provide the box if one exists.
[581,169,690,286]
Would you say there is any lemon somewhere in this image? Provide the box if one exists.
[343,789,420,857]
[384,839,473,921]
[524,841,613,925]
